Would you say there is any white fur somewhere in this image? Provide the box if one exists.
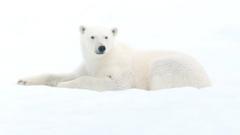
[18,26,211,91]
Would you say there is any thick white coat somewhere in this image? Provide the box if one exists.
[18,26,211,91]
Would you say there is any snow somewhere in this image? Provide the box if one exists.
[0,0,240,134]
[1,85,240,135]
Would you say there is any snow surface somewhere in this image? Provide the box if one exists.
[0,0,240,134]
[1,85,240,135]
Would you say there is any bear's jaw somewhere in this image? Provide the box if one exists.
[81,49,109,62]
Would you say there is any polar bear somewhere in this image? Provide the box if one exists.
[18,26,211,91]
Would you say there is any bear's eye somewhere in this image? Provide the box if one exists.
[105,36,108,39]
[90,36,95,39]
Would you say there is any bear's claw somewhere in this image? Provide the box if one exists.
[17,80,27,85]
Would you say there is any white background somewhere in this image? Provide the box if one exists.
[0,0,240,85]
[0,0,240,135]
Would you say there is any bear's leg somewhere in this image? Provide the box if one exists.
[57,76,119,91]
[149,58,211,90]
[18,66,86,86]
[17,73,80,86]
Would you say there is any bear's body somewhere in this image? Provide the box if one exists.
[18,26,211,91]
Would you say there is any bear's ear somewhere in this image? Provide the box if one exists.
[111,27,118,36]
[80,25,86,34]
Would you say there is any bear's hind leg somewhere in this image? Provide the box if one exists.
[149,57,211,90]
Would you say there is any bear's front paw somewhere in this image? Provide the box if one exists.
[17,79,34,86]
[17,77,58,86]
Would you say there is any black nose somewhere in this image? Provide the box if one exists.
[98,46,106,53]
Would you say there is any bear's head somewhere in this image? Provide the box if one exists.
[79,26,118,58]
